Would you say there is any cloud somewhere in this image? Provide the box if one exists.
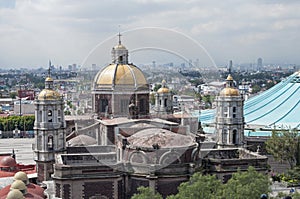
[0,0,299,68]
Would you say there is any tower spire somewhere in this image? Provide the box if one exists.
[48,60,51,77]
[118,32,122,45]
[118,25,122,45]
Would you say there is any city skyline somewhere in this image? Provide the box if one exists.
[0,0,300,68]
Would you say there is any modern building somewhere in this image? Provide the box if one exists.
[257,57,263,71]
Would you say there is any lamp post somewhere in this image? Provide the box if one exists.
[18,84,22,116]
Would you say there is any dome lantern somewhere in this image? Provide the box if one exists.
[220,74,240,97]
[111,32,129,64]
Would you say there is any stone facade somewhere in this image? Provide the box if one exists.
[215,75,245,148]
[33,73,66,182]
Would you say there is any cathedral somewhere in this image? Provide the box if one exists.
[30,36,268,199]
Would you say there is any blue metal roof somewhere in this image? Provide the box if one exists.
[200,72,300,130]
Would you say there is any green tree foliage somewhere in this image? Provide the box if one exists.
[9,91,17,99]
[132,167,269,199]
[0,116,35,131]
[251,84,261,94]
[266,130,299,169]
[153,84,162,92]
[131,186,162,199]
[150,92,155,105]
[167,173,223,199]
[222,167,270,199]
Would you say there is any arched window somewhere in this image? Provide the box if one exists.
[233,129,238,144]
[233,107,236,112]
[48,110,52,122]
[100,99,108,112]
[39,110,42,122]
[48,135,53,149]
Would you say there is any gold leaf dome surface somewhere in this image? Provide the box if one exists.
[38,89,61,100]
[157,87,170,93]
[220,87,240,96]
[94,64,148,89]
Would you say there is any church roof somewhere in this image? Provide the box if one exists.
[219,87,239,96]
[67,134,97,146]
[127,128,194,148]
[0,156,17,168]
[37,89,61,100]
[93,63,148,90]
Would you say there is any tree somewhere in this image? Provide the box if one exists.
[167,173,223,199]
[153,84,162,92]
[131,186,162,199]
[221,166,270,199]
[266,130,299,169]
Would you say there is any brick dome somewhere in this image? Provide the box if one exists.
[0,156,17,167]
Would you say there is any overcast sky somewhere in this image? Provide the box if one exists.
[0,0,299,69]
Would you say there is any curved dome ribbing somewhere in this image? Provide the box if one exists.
[93,64,148,90]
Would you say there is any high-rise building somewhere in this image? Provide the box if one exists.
[257,57,263,71]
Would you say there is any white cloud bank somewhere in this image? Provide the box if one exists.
[0,0,299,68]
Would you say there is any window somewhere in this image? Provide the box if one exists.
[223,129,228,143]
[164,98,168,107]
[233,107,236,113]
[48,110,52,122]
[100,99,108,112]
[39,110,42,122]
[233,129,238,144]
[121,99,129,114]
[140,98,145,112]
[48,135,53,149]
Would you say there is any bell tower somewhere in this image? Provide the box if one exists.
[33,62,66,182]
[215,75,244,148]
[154,80,173,115]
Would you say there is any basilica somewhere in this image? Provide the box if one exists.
[26,36,268,199]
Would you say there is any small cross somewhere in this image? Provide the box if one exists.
[118,32,122,45]
[48,60,51,77]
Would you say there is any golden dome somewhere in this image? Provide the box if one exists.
[14,172,29,185]
[94,64,148,89]
[10,180,27,193]
[220,87,240,96]
[38,89,61,100]
[226,74,233,81]
[45,77,53,82]
[6,190,25,199]
[157,87,170,93]
[113,44,127,50]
